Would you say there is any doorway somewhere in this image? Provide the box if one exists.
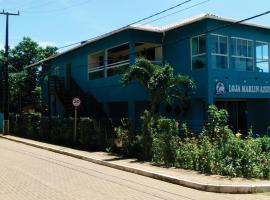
[215,100,247,134]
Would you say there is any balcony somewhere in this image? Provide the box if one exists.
[88,42,163,80]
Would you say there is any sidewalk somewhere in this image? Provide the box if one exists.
[1,134,270,194]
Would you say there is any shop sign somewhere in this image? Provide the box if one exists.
[215,81,270,95]
[228,85,270,94]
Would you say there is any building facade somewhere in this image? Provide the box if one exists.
[30,14,270,134]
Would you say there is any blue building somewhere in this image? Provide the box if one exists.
[29,14,270,134]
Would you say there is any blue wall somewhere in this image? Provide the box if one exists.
[42,17,270,134]
[0,113,3,133]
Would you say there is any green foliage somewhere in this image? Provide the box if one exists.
[202,105,229,140]
[9,114,113,150]
[137,110,157,160]
[152,118,178,166]
[122,58,195,113]
[114,118,135,156]
[5,37,58,112]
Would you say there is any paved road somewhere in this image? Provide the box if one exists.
[0,139,269,200]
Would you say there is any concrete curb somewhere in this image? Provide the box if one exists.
[1,135,270,194]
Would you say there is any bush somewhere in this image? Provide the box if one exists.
[152,118,178,166]
[9,114,114,150]
[136,110,157,160]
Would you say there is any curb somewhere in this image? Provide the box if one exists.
[1,135,270,194]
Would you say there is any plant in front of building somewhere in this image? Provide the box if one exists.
[114,118,136,156]
[122,58,195,114]
[152,118,179,166]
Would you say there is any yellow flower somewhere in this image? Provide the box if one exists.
[236,132,242,138]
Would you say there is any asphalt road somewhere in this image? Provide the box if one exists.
[0,138,269,200]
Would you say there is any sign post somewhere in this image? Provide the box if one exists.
[72,97,81,145]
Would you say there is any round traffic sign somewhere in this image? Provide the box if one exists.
[72,97,81,107]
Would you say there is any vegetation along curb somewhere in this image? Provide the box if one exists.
[1,135,270,194]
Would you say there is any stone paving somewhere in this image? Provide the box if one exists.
[0,137,270,200]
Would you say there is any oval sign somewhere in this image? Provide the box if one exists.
[72,97,81,107]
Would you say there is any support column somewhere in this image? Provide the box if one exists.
[104,50,108,78]
[129,42,135,65]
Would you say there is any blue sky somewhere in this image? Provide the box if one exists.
[0,0,269,50]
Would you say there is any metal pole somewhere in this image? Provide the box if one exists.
[3,14,9,135]
[0,10,19,134]
[73,107,77,145]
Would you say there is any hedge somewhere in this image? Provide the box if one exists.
[9,113,113,150]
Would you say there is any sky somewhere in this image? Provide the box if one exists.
[0,0,269,51]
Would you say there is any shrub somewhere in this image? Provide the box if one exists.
[175,138,199,170]
[136,110,157,160]
[152,118,178,166]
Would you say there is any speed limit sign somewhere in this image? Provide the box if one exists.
[72,97,81,107]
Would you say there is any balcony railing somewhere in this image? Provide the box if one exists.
[107,59,130,77]
[88,59,163,80]
[88,66,105,80]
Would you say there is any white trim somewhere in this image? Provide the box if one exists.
[231,36,253,42]
[88,66,105,73]
[231,55,253,59]
[107,59,130,69]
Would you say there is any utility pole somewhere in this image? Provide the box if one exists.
[0,10,19,134]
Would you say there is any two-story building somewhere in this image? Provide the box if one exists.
[28,14,270,134]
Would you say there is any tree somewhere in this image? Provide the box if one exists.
[3,37,57,113]
[122,58,195,114]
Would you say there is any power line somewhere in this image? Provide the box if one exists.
[164,10,270,46]
[143,0,210,25]
[21,0,56,11]
[23,0,93,13]
[125,0,192,27]
[40,10,270,71]
[57,0,194,50]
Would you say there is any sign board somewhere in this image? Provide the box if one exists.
[72,97,81,107]
[215,81,270,95]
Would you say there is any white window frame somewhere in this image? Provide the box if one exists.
[231,37,254,71]
[211,34,229,69]
[191,34,207,70]
[255,41,270,73]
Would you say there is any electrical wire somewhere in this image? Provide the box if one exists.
[56,0,194,50]
[143,0,211,25]
[23,0,93,13]
[35,10,270,74]
[20,0,56,11]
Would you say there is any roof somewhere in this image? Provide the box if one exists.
[27,13,270,68]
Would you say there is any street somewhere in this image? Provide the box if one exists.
[0,138,269,200]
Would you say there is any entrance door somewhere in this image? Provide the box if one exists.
[215,101,247,134]
[65,64,71,89]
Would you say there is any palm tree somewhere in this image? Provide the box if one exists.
[122,58,195,114]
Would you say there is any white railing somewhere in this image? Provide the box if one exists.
[88,65,104,73]
[107,59,130,70]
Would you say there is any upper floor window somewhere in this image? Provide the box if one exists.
[231,37,253,71]
[88,51,104,80]
[191,35,206,69]
[211,34,228,69]
[256,42,269,73]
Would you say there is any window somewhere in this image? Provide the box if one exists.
[88,51,104,80]
[212,35,228,69]
[256,42,269,73]
[107,43,130,77]
[231,38,253,71]
[191,35,207,69]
